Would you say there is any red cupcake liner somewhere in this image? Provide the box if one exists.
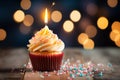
[29,52,63,71]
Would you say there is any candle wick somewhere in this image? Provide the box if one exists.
[45,25,48,28]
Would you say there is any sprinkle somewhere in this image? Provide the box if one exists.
[53,70,57,74]
[73,67,77,70]
[79,73,84,77]
[83,69,88,74]
[69,66,73,71]
[79,67,83,71]
[58,70,63,75]
[76,72,80,76]
[23,64,26,67]
[70,73,75,78]
[48,74,51,76]
[107,63,112,67]
[39,72,44,78]
[98,72,103,77]
[67,59,70,62]
[44,71,48,76]
[79,64,83,67]
[28,58,113,79]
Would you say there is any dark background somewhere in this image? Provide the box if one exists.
[0,0,120,48]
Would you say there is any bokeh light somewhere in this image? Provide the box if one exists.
[13,10,25,23]
[51,10,62,23]
[70,10,81,22]
[85,25,97,38]
[110,30,120,42]
[63,20,74,32]
[23,14,34,27]
[97,16,108,30]
[19,24,31,34]
[83,39,94,49]
[20,0,31,10]
[52,2,55,6]
[115,38,120,47]
[110,21,120,47]
[107,0,118,8]
[0,29,7,41]
[78,33,89,45]
[111,21,120,32]
[86,3,98,16]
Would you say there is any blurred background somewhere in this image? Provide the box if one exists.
[0,0,120,49]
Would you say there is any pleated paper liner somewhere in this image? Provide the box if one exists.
[29,52,63,71]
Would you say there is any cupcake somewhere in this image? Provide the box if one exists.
[27,25,65,71]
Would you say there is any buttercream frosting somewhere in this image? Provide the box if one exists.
[27,25,65,52]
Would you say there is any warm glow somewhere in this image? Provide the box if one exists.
[63,20,74,32]
[23,14,34,27]
[51,10,62,23]
[70,10,81,22]
[111,21,120,32]
[44,8,48,24]
[0,29,7,41]
[20,0,31,10]
[110,30,120,42]
[115,38,120,47]
[97,17,108,30]
[13,10,25,23]
[52,2,55,6]
[83,39,94,49]
[85,25,97,38]
[107,0,118,8]
[110,21,120,47]
[78,33,89,45]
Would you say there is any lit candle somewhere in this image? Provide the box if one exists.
[45,8,48,24]
[44,8,48,28]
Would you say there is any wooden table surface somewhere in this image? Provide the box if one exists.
[0,48,120,80]
[24,48,120,80]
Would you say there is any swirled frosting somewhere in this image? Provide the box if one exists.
[27,25,65,52]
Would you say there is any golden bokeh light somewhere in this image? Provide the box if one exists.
[51,10,62,23]
[52,2,55,6]
[78,33,89,45]
[70,10,81,22]
[110,21,120,47]
[85,25,97,38]
[107,0,118,8]
[110,30,120,42]
[0,29,7,41]
[83,39,94,49]
[23,14,34,27]
[97,17,108,30]
[111,21,120,32]
[63,20,74,32]
[20,0,31,10]
[115,38,120,47]
[13,10,25,23]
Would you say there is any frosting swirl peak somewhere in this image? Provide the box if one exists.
[27,25,65,52]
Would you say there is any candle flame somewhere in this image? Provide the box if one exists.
[44,8,48,24]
